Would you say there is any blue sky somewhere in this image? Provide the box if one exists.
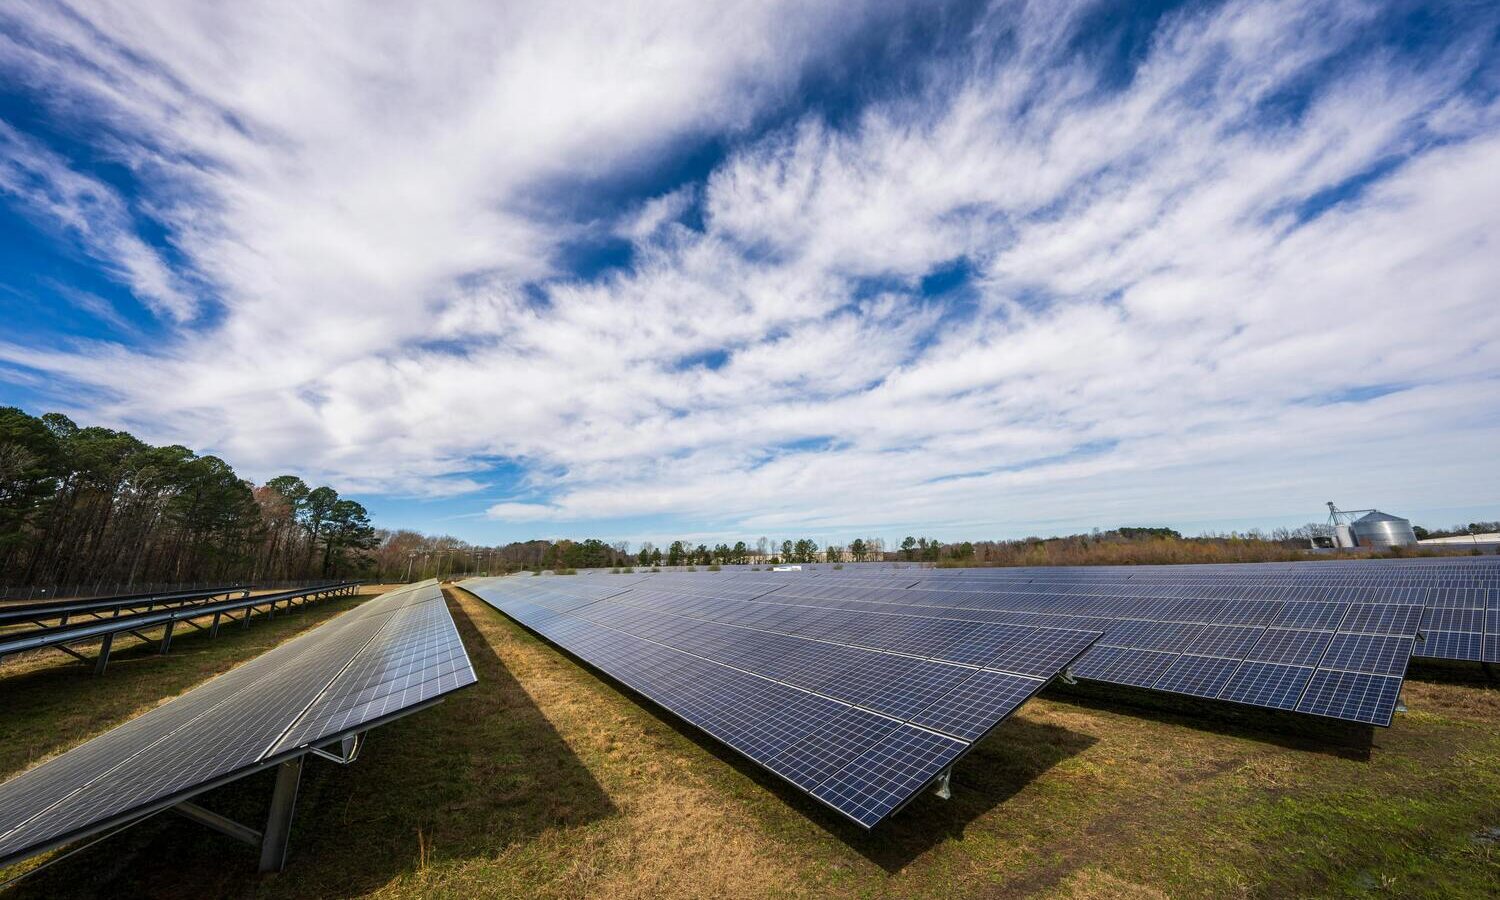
[1,1,1498,548]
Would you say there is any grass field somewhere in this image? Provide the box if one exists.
[2,586,1498,899]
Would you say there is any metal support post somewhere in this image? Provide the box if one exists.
[211,611,223,638]
[159,620,176,654]
[94,633,114,675]
[258,756,303,873]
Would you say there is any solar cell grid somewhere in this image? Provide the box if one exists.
[1071,646,1177,688]
[1248,628,1332,667]
[1295,670,1402,726]
[1419,631,1482,661]
[1180,625,1265,659]
[1338,603,1424,637]
[1318,633,1413,677]
[1218,661,1313,710]
[809,726,967,828]
[1153,654,1242,699]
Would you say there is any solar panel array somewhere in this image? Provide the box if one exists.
[738,555,1498,726]
[471,556,1496,763]
[0,580,474,868]
[464,576,1099,828]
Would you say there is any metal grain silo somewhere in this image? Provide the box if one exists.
[1350,510,1417,548]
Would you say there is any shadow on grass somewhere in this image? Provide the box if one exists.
[6,591,614,899]
[516,626,1095,875]
[1046,680,1375,761]
[1404,658,1497,687]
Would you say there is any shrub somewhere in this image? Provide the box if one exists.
[707,564,721,571]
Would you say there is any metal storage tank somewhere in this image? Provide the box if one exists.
[1350,510,1417,548]
[1333,524,1357,549]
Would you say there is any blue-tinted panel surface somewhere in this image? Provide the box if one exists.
[1153,654,1242,698]
[1219,662,1313,711]
[1295,670,1402,726]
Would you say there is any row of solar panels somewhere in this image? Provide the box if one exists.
[0,580,475,873]
[464,577,1098,827]
[806,561,1499,666]
[544,575,1416,726]
[476,556,1496,748]
[702,563,1500,663]
[0,583,364,676]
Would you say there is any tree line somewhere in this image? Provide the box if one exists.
[0,407,377,593]
[6,403,1483,594]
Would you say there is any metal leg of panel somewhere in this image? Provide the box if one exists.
[1395,693,1408,714]
[93,633,114,676]
[933,768,953,800]
[159,620,176,654]
[211,611,223,638]
[258,756,304,873]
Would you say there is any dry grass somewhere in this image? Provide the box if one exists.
[3,587,1498,899]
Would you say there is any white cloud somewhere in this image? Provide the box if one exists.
[0,0,1497,542]
[0,122,195,320]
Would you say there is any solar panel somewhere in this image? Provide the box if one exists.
[738,556,1500,725]
[463,575,1099,828]
[0,580,474,873]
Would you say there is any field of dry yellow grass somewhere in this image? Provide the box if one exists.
[2,585,1497,899]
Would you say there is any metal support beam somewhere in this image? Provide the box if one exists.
[1395,693,1408,714]
[1058,668,1078,686]
[159,620,176,654]
[210,611,223,638]
[93,633,113,676]
[174,801,262,848]
[259,756,303,873]
[309,733,363,765]
[933,768,952,800]
[55,643,90,664]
